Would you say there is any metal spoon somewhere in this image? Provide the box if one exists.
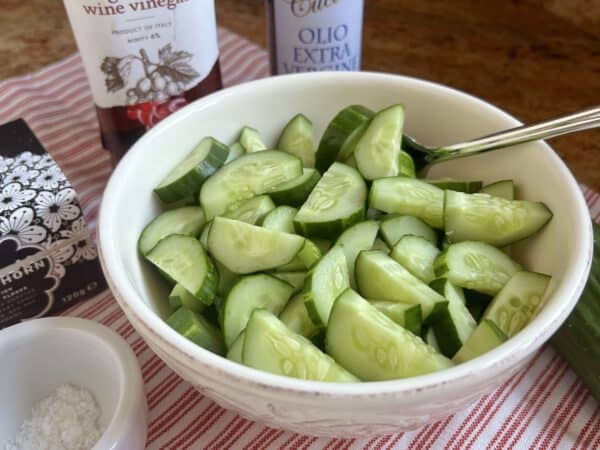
[403,106,600,172]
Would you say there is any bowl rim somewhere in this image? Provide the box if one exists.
[98,71,593,397]
[0,317,147,447]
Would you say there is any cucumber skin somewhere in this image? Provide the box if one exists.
[166,307,226,355]
[154,138,229,203]
[551,224,600,400]
[294,206,366,240]
[316,105,374,173]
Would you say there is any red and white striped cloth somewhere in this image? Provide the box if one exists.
[1,28,598,449]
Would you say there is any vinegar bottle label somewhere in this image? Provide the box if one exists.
[270,0,364,74]
[64,0,219,110]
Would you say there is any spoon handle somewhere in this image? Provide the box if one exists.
[436,106,600,161]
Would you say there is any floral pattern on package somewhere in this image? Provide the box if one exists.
[0,119,106,329]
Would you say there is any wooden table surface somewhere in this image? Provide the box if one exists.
[1,0,598,190]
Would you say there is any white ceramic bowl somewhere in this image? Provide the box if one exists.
[98,72,593,437]
[0,317,147,449]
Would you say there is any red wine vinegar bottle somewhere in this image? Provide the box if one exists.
[63,0,222,165]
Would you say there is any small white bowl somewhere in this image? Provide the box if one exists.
[0,317,147,449]
[98,72,593,437]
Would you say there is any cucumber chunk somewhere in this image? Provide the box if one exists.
[294,162,367,239]
[316,105,374,172]
[391,235,440,284]
[199,221,211,249]
[200,150,302,220]
[243,309,358,382]
[154,137,229,203]
[239,127,267,153]
[398,149,416,178]
[146,235,218,305]
[268,168,321,207]
[138,206,205,255]
[434,241,522,295]
[380,214,438,247]
[208,217,305,273]
[271,272,307,293]
[276,239,322,272]
[222,274,294,347]
[227,331,245,363]
[225,142,245,165]
[224,195,275,224]
[279,292,320,339]
[354,104,404,180]
[303,246,350,326]
[483,270,551,337]
[371,301,423,336]
[168,283,205,313]
[444,190,552,247]
[428,178,483,193]
[166,307,225,355]
[335,220,379,289]
[326,289,452,380]
[453,319,507,363]
[215,259,239,297]
[425,326,441,353]
[429,279,477,358]
[370,177,444,229]
[277,114,315,167]
[262,206,298,233]
[356,250,446,318]
[480,179,514,199]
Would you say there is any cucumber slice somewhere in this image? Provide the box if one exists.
[427,178,483,193]
[224,195,275,225]
[371,238,390,254]
[138,206,205,255]
[444,191,552,247]
[425,326,441,353]
[239,127,267,153]
[316,105,374,172]
[222,274,294,347]
[262,206,297,233]
[453,319,507,363]
[271,271,307,293]
[380,214,438,247]
[243,309,358,382]
[354,104,404,180]
[277,114,315,168]
[168,283,205,313]
[208,217,305,274]
[166,307,225,355]
[326,289,452,380]
[227,331,245,363]
[268,168,321,207]
[154,137,229,203]
[483,270,551,337]
[276,239,322,272]
[429,279,477,358]
[370,177,445,229]
[371,301,422,336]
[334,220,379,289]
[434,241,522,296]
[398,149,416,178]
[146,235,218,305]
[480,179,514,199]
[355,250,446,318]
[303,246,350,326]
[551,222,600,401]
[390,235,440,284]
[225,142,245,164]
[199,150,302,220]
[294,162,367,239]
[279,292,320,339]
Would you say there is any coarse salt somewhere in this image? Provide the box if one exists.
[5,384,102,450]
